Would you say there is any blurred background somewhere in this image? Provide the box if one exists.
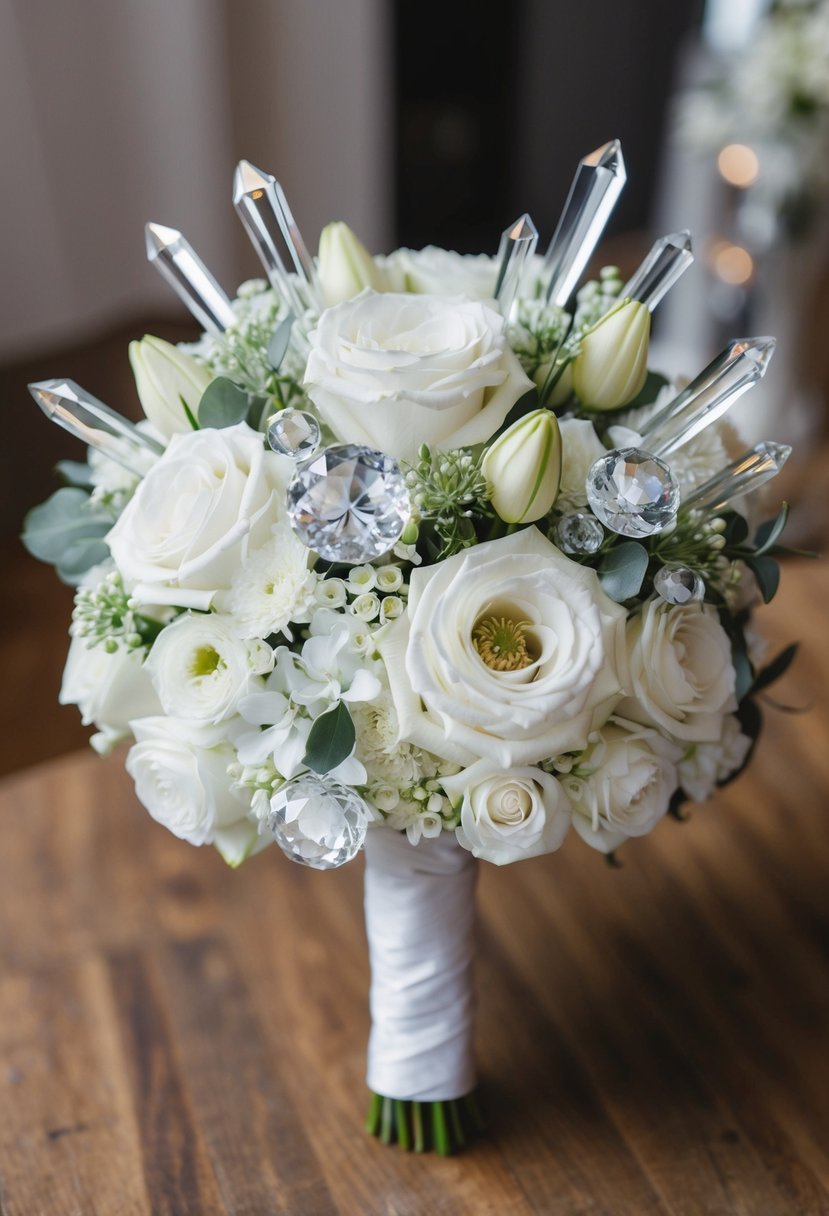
[1,0,827,776]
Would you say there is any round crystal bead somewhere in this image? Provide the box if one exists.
[556,511,604,555]
[267,408,321,458]
[268,773,370,870]
[287,443,410,564]
[586,447,679,538]
[654,564,705,605]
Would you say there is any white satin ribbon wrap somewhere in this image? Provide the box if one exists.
[364,827,478,1101]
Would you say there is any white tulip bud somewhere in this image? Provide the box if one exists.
[128,335,212,438]
[482,408,562,524]
[572,298,650,410]
[318,221,386,307]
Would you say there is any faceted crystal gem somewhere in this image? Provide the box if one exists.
[556,511,604,554]
[287,443,410,563]
[268,774,370,869]
[494,213,539,317]
[681,440,791,514]
[654,565,705,605]
[586,447,679,538]
[621,230,693,312]
[28,378,164,475]
[267,409,321,458]
[145,222,236,334]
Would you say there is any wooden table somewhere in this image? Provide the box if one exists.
[1,559,827,1216]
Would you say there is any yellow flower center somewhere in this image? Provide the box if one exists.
[472,615,536,672]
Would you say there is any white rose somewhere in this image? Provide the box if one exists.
[556,418,607,512]
[378,527,626,768]
[563,719,682,854]
[126,716,259,865]
[303,291,533,462]
[60,632,162,753]
[678,714,753,802]
[146,612,273,724]
[618,600,737,741]
[443,760,570,866]
[381,247,498,298]
[107,423,292,607]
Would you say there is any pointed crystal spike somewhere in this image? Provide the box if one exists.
[639,337,776,458]
[494,213,538,317]
[233,160,321,310]
[621,230,694,312]
[681,441,792,514]
[543,139,626,307]
[145,223,236,335]
[29,379,164,475]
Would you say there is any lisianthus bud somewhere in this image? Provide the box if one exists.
[318,221,385,306]
[572,299,650,410]
[129,335,211,438]
[482,408,562,523]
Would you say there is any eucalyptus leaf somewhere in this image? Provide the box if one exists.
[753,502,789,555]
[303,701,356,774]
[55,460,94,490]
[198,377,250,429]
[599,541,649,602]
[622,370,669,411]
[268,313,295,371]
[21,487,114,584]
[746,554,780,604]
[246,395,270,432]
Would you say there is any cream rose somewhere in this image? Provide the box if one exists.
[126,716,259,865]
[443,760,570,865]
[377,527,627,768]
[107,423,292,607]
[145,612,274,724]
[563,719,682,854]
[303,291,533,461]
[381,247,498,298]
[60,631,162,753]
[618,599,737,741]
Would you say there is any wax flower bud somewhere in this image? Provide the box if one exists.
[572,298,650,410]
[129,335,212,438]
[318,221,386,307]
[482,408,562,523]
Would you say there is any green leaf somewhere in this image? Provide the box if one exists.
[179,393,200,430]
[622,370,669,411]
[723,512,749,546]
[730,626,754,702]
[245,395,270,432]
[753,502,789,554]
[746,554,781,604]
[303,701,356,774]
[268,313,295,370]
[55,460,94,489]
[21,487,113,584]
[751,642,799,695]
[198,377,250,429]
[599,541,649,602]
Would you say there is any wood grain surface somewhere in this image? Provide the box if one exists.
[0,557,827,1216]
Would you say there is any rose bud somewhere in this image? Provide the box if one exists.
[482,408,562,523]
[129,335,211,438]
[572,298,650,410]
[318,221,386,306]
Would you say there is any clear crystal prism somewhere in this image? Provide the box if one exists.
[621,231,693,312]
[494,213,539,317]
[586,447,679,537]
[681,441,792,514]
[145,222,236,335]
[543,139,626,307]
[233,160,321,312]
[28,379,164,475]
[267,409,321,459]
[287,444,410,563]
[654,565,705,605]
[639,337,776,458]
[268,774,370,869]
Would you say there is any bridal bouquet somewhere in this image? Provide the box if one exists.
[24,142,796,1155]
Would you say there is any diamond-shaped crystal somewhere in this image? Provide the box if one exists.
[145,222,235,334]
[586,447,679,538]
[267,409,320,458]
[287,443,410,563]
[681,441,791,515]
[555,511,604,554]
[654,565,705,605]
[621,231,693,312]
[543,139,627,306]
[494,213,539,316]
[268,774,370,869]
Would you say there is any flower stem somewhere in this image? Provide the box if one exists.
[365,1089,485,1155]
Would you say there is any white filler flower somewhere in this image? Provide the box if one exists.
[219,525,318,639]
